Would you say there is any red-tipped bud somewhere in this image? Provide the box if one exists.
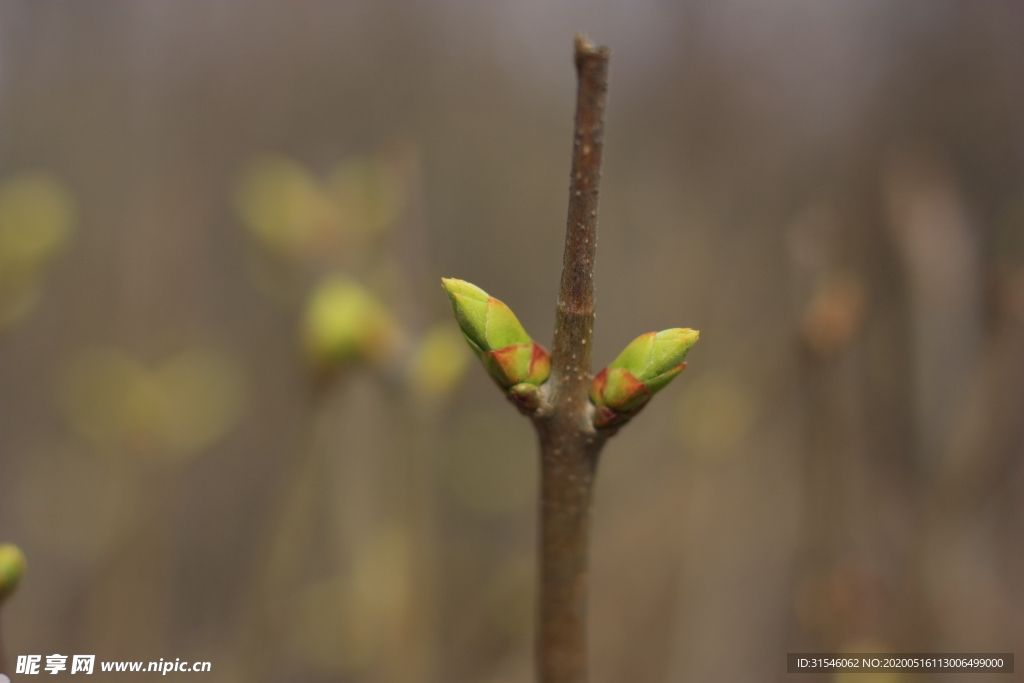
[442,278,551,395]
[591,328,698,427]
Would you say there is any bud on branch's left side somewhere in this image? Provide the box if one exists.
[441,278,550,411]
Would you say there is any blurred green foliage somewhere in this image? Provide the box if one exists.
[59,347,246,459]
[0,172,75,328]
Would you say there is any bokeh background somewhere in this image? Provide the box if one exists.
[1,1,1023,681]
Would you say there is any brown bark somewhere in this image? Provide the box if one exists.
[530,34,610,683]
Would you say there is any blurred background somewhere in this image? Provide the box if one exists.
[0,1,1022,681]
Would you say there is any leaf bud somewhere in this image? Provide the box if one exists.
[303,276,400,370]
[441,278,550,391]
[590,328,699,427]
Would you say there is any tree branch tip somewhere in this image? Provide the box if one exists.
[574,33,610,65]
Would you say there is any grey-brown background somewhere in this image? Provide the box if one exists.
[0,1,1022,681]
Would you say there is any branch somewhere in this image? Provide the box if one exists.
[548,35,610,425]
[442,34,697,683]
[533,34,610,683]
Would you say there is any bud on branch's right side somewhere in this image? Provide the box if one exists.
[590,328,699,428]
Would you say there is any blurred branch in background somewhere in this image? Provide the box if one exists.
[884,149,1022,654]
[786,203,880,661]
[232,146,468,683]
[783,143,1024,678]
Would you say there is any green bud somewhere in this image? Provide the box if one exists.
[591,328,699,427]
[303,276,400,370]
[441,278,550,391]
[0,544,26,603]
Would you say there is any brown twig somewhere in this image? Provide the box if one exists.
[529,34,610,683]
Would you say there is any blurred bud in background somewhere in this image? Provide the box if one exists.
[0,544,27,603]
[409,324,470,401]
[58,347,246,460]
[234,153,407,271]
[234,156,333,263]
[302,276,402,372]
[0,172,76,328]
[801,272,866,357]
[329,156,406,242]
